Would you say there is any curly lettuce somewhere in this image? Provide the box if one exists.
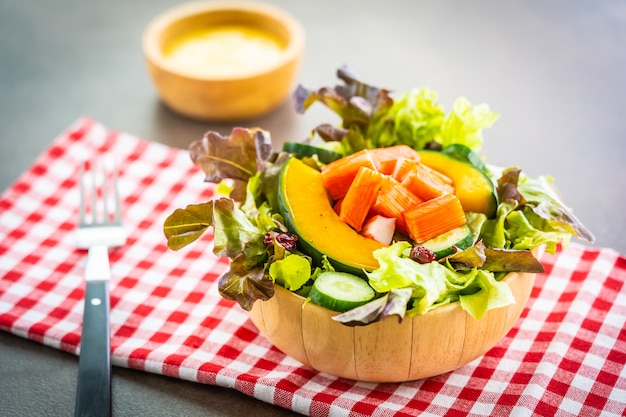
[295,66,499,153]
[475,167,595,254]
[363,242,515,320]
[164,127,288,311]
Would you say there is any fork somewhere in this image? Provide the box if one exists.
[74,156,126,417]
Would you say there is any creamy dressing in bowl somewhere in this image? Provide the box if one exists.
[163,25,286,78]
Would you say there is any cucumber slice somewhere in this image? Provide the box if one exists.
[420,224,473,259]
[282,142,343,164]
[441,144,488,173]
[310,271,376,312]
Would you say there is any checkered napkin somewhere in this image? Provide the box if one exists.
[1,117,625,417]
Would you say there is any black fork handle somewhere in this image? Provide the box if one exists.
[74,280,111,417]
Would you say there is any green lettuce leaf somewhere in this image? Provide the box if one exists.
[367,242,458,315]
[163,203,214,250]
[479,202,517,249]
[443,242,486,271]
[479,169,594,254]
[269,254,311,291]
[517,175,595,243]
[458,270,515,319]
[438,97,499,152]
[505,209,572,254]
[163,197,274,311]
[163,196,273,261]
[369,87,445,150]
[366,242,516,319]
[466,212,488,244]
[209,198,266,265]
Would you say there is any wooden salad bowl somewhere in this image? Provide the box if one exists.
[249,270,536,382]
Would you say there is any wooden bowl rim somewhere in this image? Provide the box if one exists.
[142,0,305,81]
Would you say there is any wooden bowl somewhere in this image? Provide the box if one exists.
[142,1,305,121]
[249,270,536,382]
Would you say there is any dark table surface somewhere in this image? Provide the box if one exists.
[1,1,625,416]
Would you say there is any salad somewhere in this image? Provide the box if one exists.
[164,66,594,326]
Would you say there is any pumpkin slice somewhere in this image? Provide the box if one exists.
[418,150,498,218]
[277,157,385,276]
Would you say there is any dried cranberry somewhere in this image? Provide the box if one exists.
[409,246,436,264]
[264,232,298,251]
[263,232,275,246]
[275,232,298,251]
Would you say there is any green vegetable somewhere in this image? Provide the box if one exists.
[164,197,274,310]
[441,143,489,173]
[457,270,515,319]
[517,175,595,244]
[366,242,450,315]
[366,242,515,319]
[282,141,343,164]
[438,96,500,151]
[369,87,445,150]
[310,271,376,312]
[269,254,311,291]
[369,89,499,152]
[218,253,274,311]
[331,288,413,325]
[163,127,286,311]
[164,198,264,262]
[478,167,595,254]
[295,66,498,154]
[420,224,474,259]
[293,66,393,154]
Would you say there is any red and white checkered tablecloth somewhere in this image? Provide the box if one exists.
[1,117,625,416]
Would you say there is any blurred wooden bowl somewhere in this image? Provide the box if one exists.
[249,270,536,382]
[142,1,304,121]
